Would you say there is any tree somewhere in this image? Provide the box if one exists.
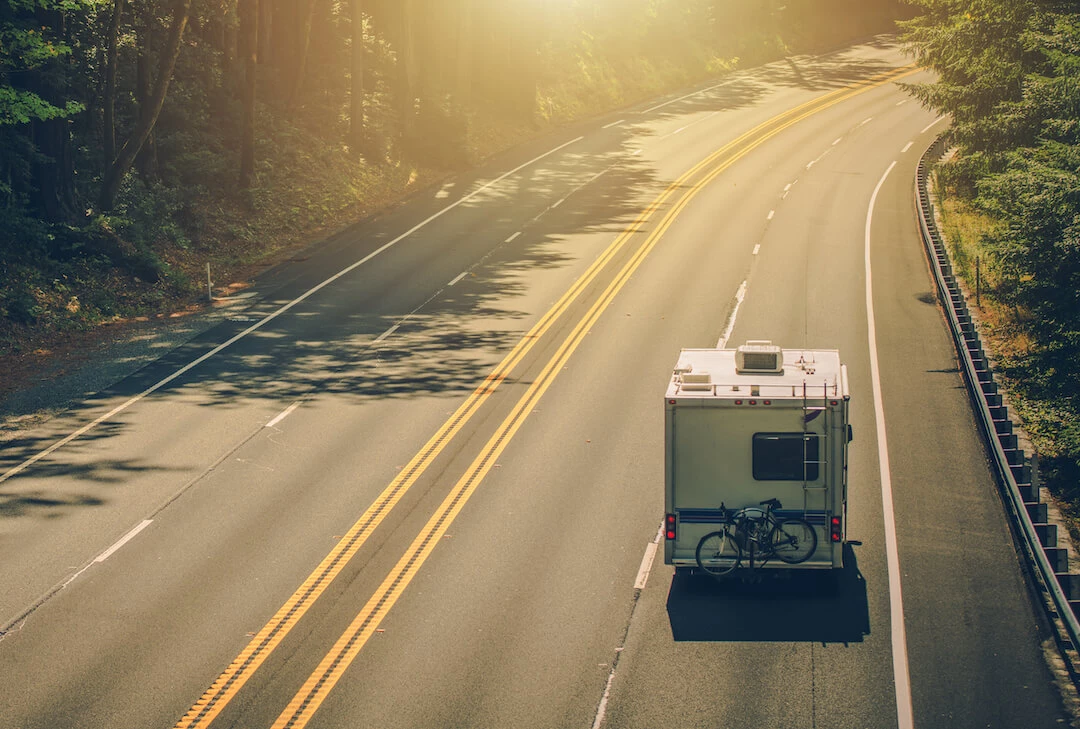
[0,0,86,222]
[103,0,126,169]
[98,0,193,210]
[237,0,256,188]
[349,0,364,154]
[287,0,318,108]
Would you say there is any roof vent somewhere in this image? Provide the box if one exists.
[736,340,783,374]
[680,372,713,391]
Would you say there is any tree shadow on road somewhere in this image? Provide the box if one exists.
[0,145,664,517]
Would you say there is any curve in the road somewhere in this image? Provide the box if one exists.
[175,63,921,729]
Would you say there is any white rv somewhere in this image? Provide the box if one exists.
[663,341,851,574]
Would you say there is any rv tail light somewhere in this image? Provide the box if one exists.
[749,400,757,406]
[665,513,677,540]
[734,400,743,405]
[763,400,771,405]
[830,516,842,543]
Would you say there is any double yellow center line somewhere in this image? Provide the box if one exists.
[176,63,918,729]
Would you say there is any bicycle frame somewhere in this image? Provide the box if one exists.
[695,498,818,577]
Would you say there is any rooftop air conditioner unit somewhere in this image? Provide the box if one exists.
[735,340,783,374]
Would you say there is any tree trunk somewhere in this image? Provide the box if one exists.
[269,0,292,83]
[257,0,271,64]
[286,0,318,108]
[103,0,125,168]
[396,0,416,143]
[455,0,472,106]
[99,0,193,211]
[237,0,257,188]
[223,0,238,76]
[209,0,228,121]
[134,2,157,178]
[30,6,77,221]
[31,117,78,221]
[348,0,364,154]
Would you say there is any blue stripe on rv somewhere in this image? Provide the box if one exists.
[676,509,829,526]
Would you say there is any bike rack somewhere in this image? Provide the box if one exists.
[915,135,1080,684]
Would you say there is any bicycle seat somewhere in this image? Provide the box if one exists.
[760,497,782,509]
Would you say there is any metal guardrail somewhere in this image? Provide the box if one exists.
[915,136,1080,680]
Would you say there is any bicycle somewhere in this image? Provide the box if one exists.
[695,498,817,577]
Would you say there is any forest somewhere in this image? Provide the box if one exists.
[902,0,1080,519]
[3,0,1076,530]
[0,0,904,351]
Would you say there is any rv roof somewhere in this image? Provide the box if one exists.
[667,347,844,399]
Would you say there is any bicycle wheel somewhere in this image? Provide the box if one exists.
[696,527,741,577]
[770,519,817,564]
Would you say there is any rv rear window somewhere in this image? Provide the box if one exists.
[752,433,820,481]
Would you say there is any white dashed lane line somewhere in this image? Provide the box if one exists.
[266,401,302,429]
[94,520,154,564]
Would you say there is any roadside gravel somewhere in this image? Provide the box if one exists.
[0,294,259,440]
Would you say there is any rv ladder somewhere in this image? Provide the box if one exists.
[802,380,829,513]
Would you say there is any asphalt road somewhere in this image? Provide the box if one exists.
[0,37,1071,729]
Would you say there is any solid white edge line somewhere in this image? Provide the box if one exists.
[94,520,153,563]
[266,401,302,429]
[0,135,586,486]
[602,119,625,129]
[448,271,468,287]
[921,116,947,134]
[866,160,915,729]
[717,280,748,348]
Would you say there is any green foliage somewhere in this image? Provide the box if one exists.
[0,0,85,125]
[900,0,1042,164]
[0,88,83,125]
[908,0,1080,503]
[109,176,193,253]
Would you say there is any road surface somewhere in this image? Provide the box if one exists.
[0,37,1070,729]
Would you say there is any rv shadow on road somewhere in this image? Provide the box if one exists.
[665,545,869,643]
